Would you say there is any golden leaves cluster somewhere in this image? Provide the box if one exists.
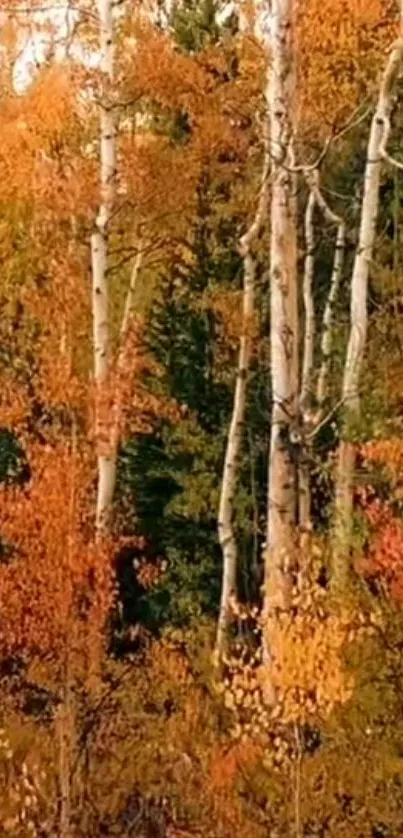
[297,0,397,140]
[220,539,378,747]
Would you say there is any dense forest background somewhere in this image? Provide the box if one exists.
[1,0,403,835]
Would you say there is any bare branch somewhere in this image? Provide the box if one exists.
[306,169,344,227]
[119,243,143,341]
[379,111,403,170]
[239,120,270,256]
[280,100,371,176]
[306,398,344,442]
[286,135,332,174]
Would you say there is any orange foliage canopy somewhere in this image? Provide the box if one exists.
[0,0,397,687]
[297,0,397,140]
[0,443,114,673]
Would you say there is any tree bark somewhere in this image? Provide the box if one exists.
[110,246,144,461]
[216,131,269,658]
[316,219,345,411]
[91,0,117,537]
[298,187,316,530]
[301,170,346,418]
[300,188,316,416]
[57,681,75,838]
[265,0,299,617]
[298,173,346,529]
[334,39,403,588]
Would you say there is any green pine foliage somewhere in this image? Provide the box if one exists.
[114,0,269,629]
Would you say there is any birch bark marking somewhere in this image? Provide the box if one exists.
[265,0,299,613]
[216,133,269,658]
[334,39,403,587]
[91,0,117,537]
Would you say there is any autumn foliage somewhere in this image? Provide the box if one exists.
[0,443,113,666]
[0,0,403,836]
[353,439,403,604]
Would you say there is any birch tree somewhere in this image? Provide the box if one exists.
[334,37,403,588]
[216,129,269,658]
[264,0,299,614]
[91,0,117,537]
[298,170,346,530]
[297,185,316,531]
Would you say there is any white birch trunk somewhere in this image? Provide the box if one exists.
[215,138,269,658]
[308,174,346,416]
[298,188,316,530]
[91,0,117,537]
[298,172,346,529]
[334,39,403,586]
[265,0,299,614]
[300,188,316,414]
[316,221,345,410]
[216,255,255,658]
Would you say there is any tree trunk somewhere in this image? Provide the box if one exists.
[300,188,316,416]
[298,173,346,529]
[334,39,403,588]
[91,0,117,537]
[265,0,299,618]
[216,254,255,658]
[298,187,316,530]
[57,682,75,838]
[316,220,345,411]
[216,135,269,658]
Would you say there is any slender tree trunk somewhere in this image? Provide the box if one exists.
[57,678,75,838]
[301,170,347,418]
[94,244,143,538]
[216,136,269,658]
[110,246,144,455]
[265,0,299,617]
[91,0,117,537]
[298,173,346,529]
[316,220,345,411]
[300,188,316,415]
[298,187,316,529]
[334,39,403,588]
[216,256,255,658]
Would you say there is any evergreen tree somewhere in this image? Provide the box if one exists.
[115,0,269,628]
